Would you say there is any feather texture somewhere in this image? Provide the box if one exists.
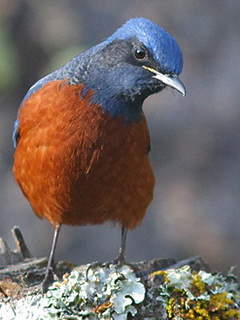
[13,80,155,228]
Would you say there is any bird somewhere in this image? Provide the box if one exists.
[13,17,185,292]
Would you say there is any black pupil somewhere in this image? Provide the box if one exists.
[135,47,146,59]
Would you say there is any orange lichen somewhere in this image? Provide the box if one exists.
[153,267,240,320]
[91,300,113,314]
[191,271,206,296]
[166,292,240,319]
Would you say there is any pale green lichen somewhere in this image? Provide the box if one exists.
[1,264,239,319]
[41,264,145,320]
[0,264,145,320]
[152,265,240,319]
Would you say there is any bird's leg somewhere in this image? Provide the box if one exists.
[42,223,61,293]
[86,227,128,278]
[114,226,128,266]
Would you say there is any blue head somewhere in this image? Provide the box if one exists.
[21,17,185,124]
[107,17,183,76]
[72,17,186,122]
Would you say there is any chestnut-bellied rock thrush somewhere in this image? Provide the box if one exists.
[13,17,186,292]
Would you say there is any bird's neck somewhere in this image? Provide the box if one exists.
[84,87,144,124]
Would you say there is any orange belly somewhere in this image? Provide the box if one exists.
[13,80,155,229]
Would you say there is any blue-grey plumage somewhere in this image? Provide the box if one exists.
[16,17,185,131]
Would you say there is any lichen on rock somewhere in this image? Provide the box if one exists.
[151,265,240,319]
[0,264,146,320]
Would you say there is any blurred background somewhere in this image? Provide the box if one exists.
[0,0,240,277]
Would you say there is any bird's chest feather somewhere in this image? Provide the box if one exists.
[14,80,154,227]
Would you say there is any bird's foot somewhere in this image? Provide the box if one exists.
[87,253,125,272]
[86,254,129,279]
[112,251,126,267]
[42,268,55,294]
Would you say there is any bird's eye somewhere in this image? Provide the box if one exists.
[134,46,147,60]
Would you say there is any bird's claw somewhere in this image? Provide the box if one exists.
[42,268,55,294]
[112,252,126,267]
[85,253,128,280]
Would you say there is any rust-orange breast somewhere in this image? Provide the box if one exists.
[13,80,155,229]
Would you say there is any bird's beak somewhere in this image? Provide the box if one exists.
[143,66,186,96]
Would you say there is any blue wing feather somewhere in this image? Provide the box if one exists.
[13,120,20,148]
